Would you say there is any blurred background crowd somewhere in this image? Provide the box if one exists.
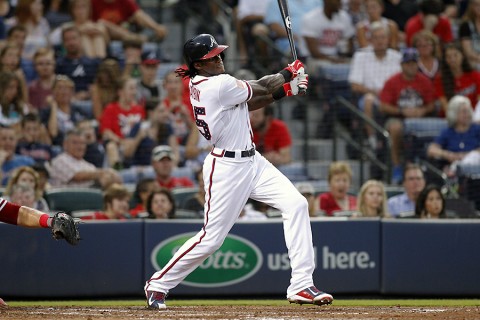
[0,0,479,220]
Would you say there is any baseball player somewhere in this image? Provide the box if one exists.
[144,34,333,309]
[0,197,80,307]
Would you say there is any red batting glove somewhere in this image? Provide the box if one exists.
[283,59,305,80]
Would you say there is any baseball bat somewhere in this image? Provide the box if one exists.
[277,0,298,60]
[276,0,306,94]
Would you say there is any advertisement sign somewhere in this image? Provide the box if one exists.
[144,219,381,295]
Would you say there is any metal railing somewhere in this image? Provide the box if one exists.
[333,96,392,184]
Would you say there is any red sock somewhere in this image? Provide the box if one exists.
[0,200,20,225]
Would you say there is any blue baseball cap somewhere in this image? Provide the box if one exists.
[401,48,419,63]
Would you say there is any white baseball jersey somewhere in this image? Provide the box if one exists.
[145,71,318,301]
[189,73,254,150]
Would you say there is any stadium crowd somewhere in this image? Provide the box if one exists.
[0,0,479,220]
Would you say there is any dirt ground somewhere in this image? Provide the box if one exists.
[1,305,479,320]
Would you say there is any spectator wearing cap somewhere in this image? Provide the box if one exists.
[151,145,194,190]
[405,0,453,47]
[378,47,436,183]
[137,50,162,106]
[295,182,318,217]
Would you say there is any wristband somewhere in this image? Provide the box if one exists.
[272,86,286,100]
[279,69,292,83]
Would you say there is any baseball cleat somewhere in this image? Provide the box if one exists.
[146,290,167,309]
[287,286,333,306]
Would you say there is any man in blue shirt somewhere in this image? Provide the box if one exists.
[387,163,426,217]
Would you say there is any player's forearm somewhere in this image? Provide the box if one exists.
[249,73,284,95]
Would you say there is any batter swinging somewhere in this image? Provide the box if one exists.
[144,34,333,309]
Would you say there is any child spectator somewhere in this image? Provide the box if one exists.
[318,161,357,216]
[16,113,53,163]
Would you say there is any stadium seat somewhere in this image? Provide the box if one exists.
[172,187,198,208]
[403,118,448,162]
[45,188,104,213]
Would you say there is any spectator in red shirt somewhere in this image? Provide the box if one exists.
[100,77,145,168]
[81,183,132,220]
[90,0,167,42]
[434,43,480,115]
[318,161,357,216]
[379,47,436,183]
[151,145,194,190]
[405,0,453,47]
[249,106,292,166]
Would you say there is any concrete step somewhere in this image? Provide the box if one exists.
[292,139,347,161]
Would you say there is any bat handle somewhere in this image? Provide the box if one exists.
[298,88,307,96]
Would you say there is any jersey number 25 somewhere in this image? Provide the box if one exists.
[194,106,211,140]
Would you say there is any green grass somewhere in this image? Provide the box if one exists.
[5,299,480,307]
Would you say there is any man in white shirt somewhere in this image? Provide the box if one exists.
[348,21,402,149]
